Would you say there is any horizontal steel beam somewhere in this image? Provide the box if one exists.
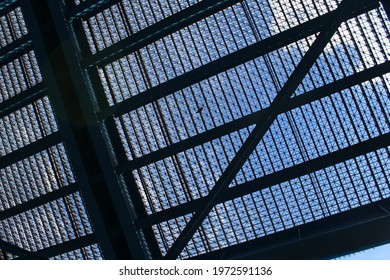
[0,238,46,260]
[0,83,46,119]
[34,233,98,259]
[138,132,390,228]
[0,35,33,67]
[98,0,378,120]
[190,198,390,259]
[0,131,63,169]
[0,0,18,17]
[118,61,390,173]
[66,0,120,20]
[0,183,79,220]
[82,0,243,67]
[164,0,357,259]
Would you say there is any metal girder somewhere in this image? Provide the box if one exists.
[12,233,98,259]
[20,0,151,259]
[0,184,99,260]
[82,0,244,67]
[190,198,390,260]
[117,61,390,173]
[164,0,357,259]
[77,0,163,260]
[104,117,164,258]
[97,0,377,121]
[138,133,390,228]
[0,131,62,169]
[381,0,390,18]
[66,0,120,20]
[0,183,79,220]
[69,0,163,258]
[0,0,18,16]
[0,83,46,119]
[0,238,46,260]
[0,35,32,67]
[31,234,97,259]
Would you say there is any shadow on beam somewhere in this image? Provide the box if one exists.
[0,239,46,260]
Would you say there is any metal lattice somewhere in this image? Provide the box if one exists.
[0,0,389,259]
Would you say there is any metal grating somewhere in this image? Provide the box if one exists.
[0,3,103,260]
[0,0,389,260]
[74,0,390,259]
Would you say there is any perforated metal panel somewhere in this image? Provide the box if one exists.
[0,0,389,260]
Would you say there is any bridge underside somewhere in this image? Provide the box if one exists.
[0,0,389,259]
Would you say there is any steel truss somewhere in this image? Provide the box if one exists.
[0,0,389,259]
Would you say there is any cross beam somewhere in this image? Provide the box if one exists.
[97,0,376,120]
[20,0,150,259]
[0,238,46,260]
[164,0,357,259]
[117,61,390,173]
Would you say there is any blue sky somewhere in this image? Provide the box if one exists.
[339,243,390,260]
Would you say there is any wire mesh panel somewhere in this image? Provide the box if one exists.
[0,7,27,47]
[1,0,388,260]
[74,0,390,259]
[50,243,103,260]
[0,4,103,260]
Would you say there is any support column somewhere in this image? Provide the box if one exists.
[20,0,150,259]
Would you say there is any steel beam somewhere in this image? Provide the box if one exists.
[117,61,390,173]
[0,83,46,119]
[97,0,377,120]
[66,0,120,20]
[0,0,18,16]
[190,198,390,259]
[0,238,46,260]
[82,0,244,67]
[0,35,33,67]
[12,233,98,259]
[20,0,151,259]
[164,0,357,259]
[33,234,97,259]
[69,0,163,258]
[0,183,79,220]
[138,133,390,227]
[0,131,62,169]
[381,0,390,18]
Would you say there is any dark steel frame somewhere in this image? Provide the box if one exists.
[0,0,389,259]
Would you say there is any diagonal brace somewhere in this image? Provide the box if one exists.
[82,0,244,67]
[164,0,356,259]
[0,239,46,260]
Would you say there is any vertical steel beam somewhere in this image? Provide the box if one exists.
[64,0,162,258]
[20,0,150,259]
[118,61,390,172]
[0,0,18,16]
[164,0,357,259]
[96,0,377,120]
